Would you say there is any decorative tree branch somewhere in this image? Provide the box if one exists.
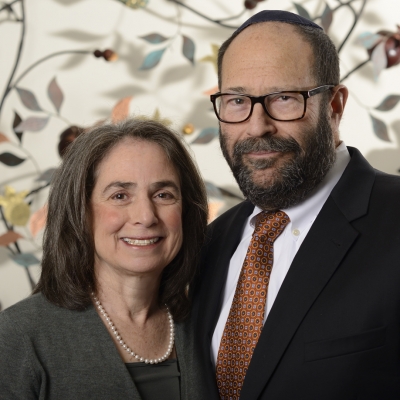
[165,0,240,29]
[0,0,20,13]
[0,0,25,118]
[340,58,369,82]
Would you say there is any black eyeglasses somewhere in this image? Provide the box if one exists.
[210,85,335,124]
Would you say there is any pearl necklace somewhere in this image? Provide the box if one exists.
[92,293,174,364]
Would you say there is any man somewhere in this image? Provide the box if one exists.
[192,10,400,400]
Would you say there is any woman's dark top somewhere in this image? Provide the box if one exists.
[126,359,181,400]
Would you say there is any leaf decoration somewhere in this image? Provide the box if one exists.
[139,33,168,44]
[0,230,23,246]
[15,116,49,132]
[293,2,311,20]
[182,35,195,64]
[374,95,400,111]
[369,114,390,142]
[10,253,40,267]
[29,204,47,238]
[35,167,57,183]
[371,41,387,80]
[203,85,219,96]
[112,96,133,122]
[0,132,10,144]
[357,32,384,50]
[139,48,167,70]
[191,127,219,144]
[16,88,42,111]
[12,111,23,142]
[48,77,64,113]
[320,3,333,33]
[0,152,26,166]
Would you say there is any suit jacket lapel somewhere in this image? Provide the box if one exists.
[241,147,376,399]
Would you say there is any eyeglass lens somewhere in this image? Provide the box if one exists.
[216,92,305,122]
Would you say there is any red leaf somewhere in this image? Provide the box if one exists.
[0,230,23,246]
[112,96,132,123]
[0,132,10,144]
[29,204,47,238]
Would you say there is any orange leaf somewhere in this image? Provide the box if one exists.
[29,204,47,237]
[0,230,23,246]
[0,132,10,144]
[203,85,219,96]
[111,96,133,123]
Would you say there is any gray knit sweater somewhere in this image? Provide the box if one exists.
[0,293,208,400]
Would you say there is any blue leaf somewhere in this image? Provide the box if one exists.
[140,33,168,44]
[321,3,333,33]
[139,48,167,70]
[369,113,390,142]
[191,127,219,144]
[11,253,40,267]
[182,35,195,64]
[0,152,26,166]
[357,32,384,50]
[205,181,223,200]
[293,2,311,20]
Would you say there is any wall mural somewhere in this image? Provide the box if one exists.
[0,0,399,309]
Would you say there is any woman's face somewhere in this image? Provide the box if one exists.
[91,138,183,279]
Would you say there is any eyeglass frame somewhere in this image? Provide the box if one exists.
[210,85,335,124]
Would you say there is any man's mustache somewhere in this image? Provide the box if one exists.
[233,136,301,159]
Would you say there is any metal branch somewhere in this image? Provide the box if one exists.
[165,0,239,29]
[340,58,369,82]
[0,0,20,13]
[337,0,368,53]
[24,266,36,290]
[0,0,25,118]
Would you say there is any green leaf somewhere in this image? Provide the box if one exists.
[16,88,42,111]
[191,127,219,144]
[321,3,333,33]
[15,117,49,132]
[374,95,400,111]
[0,152,26,166]
[293,2,311,20]
[139,48,167,70]
[48,77,64,113]
[11,253,40,267]
[369,114,390,141]
[182,35,195,64]
[139,33,168,44]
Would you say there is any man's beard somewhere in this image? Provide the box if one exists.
[219,107,336,211]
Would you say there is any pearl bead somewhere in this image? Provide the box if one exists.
[93,295,174,365]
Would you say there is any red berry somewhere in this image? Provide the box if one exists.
[244,0,257,10]
[93,49,102,58]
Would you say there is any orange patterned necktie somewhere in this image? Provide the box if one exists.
[216,210,290,400]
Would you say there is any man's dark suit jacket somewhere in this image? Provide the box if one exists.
[192,147,400,399]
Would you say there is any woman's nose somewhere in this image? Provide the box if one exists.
[129,197,158,227]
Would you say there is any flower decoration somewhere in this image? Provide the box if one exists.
[0,186,30,226]
[120,0,149,10]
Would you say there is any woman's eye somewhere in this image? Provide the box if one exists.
[155,192,177,203]
[112,193,127,200]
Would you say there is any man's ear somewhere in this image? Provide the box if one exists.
[330,84,348,122]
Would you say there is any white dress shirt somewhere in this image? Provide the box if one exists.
[211,142,351,366]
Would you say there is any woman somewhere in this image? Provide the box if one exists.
[0,119,209,399]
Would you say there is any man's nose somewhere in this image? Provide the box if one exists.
[246,103,277,137]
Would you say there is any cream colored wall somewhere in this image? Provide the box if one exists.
[0,0,399,309]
